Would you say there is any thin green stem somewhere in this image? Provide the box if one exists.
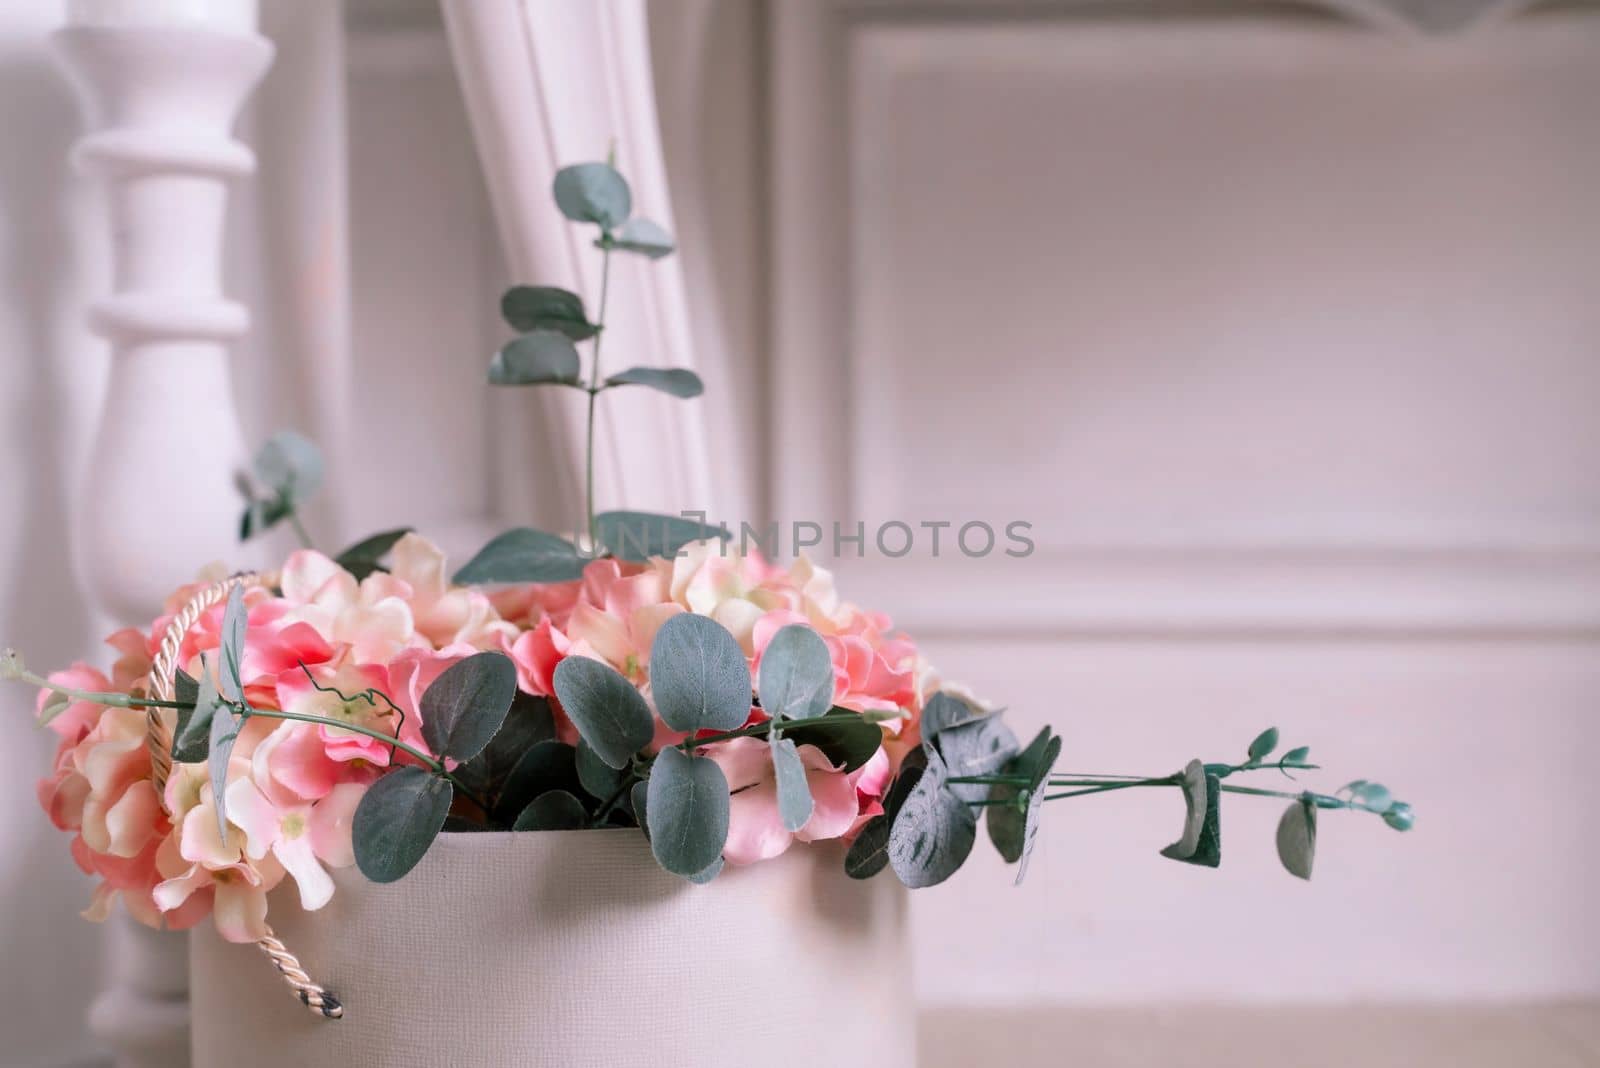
[287,510,314,551]
[589,774,636,828]
[584,243,615,547]
[674,712,855,754]
[20,672,189,713]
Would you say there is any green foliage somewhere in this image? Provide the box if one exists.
[782,708,884,773]
[552,655,655,769]
[453,692,556,809]
[920,692,985,739]
[333,528,412,580]
[607,217,675,259]
[575,738,627,800]
[594,510,729,562]
[1160,760,1222,868]
[687,856,724,884]
[1275,797,1317,880]
[1247,727,1280,762]
[488,330,583,387]
[1346,780,1394,814]
[888,745,976,888]
[604,367,704,398]
[553,162,631,229]
[352,767,453,883]
[239,431,322,542]
[757,624,834,722]
[419,651,518,764]
[495,740,583,825]
[513,790,589,831]
[844,814,891,880]
[649,613,751,733]
[1282,745,1311,765]
[986,726,1061,884]
[207,586,249,843]
[935,709,1020,806]
[500,285,598,340]
[1382,800,1415,831]
[453,528,585,584]
[171,660,218,764]
[645,746,730,878]
[770,737,814,833]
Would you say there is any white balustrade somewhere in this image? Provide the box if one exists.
[51,4,273,1064]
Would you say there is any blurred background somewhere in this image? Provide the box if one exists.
[2,0,1596,1065]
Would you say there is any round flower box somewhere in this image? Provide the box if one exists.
[190,829,915,1068]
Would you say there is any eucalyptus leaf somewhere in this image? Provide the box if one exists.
[334,527,412,581]
[419,651,518,764]
[553,162,631,229]
[513,790,589,831]
[608,217,675,259]
[218,584,247,703]
[757,624,834,721]
[1352,781,1393,813]
[935,711,1021,806]
[576,737,627,801]
[887,745,976,889]
[207,678,245,846]
[603,366,704,398]
[500,285,598,340]
[488,330,583,387]
[172,657,221,764]
[553,655,655,769]
[986,726,1060,884]
[844,814,891,880]
[253,430,323,504]
[1275,797,1317,880]
[649,613,751,733]
[631,780,650,839]
[174,668,198,706]
[352,767,453,883]
[770,737,815,833]
[687,856,724,884]
[595,510,730,562]
[783,708,883,774]
[454,692,556,806]
[645,746,730,878]
[495,740,583,825]
[453,527,585,584]
[1160,759,1222,868]
[920,692,985,739]
[1282,745,1311,765]
[1248,727,1280,761]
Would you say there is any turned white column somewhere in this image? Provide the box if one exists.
[51,5,273,1065]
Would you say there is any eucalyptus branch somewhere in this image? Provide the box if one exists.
[583,243,614,547]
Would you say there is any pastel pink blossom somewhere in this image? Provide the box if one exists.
[706,737,860,865]
[280,549,417,663]
[275,656,401,766]
[225,777,364,911]
[153,795,285,943]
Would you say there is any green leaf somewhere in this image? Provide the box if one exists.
[608,217,675,259]
[603,367,704,398]
[1282,745,1311,765]
[757,623,834,721]
[453,527,585,584]
[38,690,70,727]
[238,494,292,543]
[631,780,650,838]
[253,430,323,505]
[552,655,655,769]
[844,814,891,880]
[1382,800,1415,831]
[770,737,814,833]
[649,613,751,733]
[782,708,883,773]
[934,710,1020,806]
[172,658,219,764]
[495,740,583,825]
[687,856,724,884]
[645,746,730,878]
[418,651,518,764]
[985,727,1060,883]
[512,790,589,831]
[454,692,556,806]
[352,767,453,883]
[1160,759,1222,868]
[1248,727,1280,762]
[207,681,245,846]
[218,584,247,703]
[888,745,977,888]
[553,162,631,229]
[488,330,583,387]
[576,737,627,801]
[334,528,412,581]
[920,692,985,739]
[500,285,598,340]
[1275,797,1317,880]
[1352,781,1393,813]
[594,510,730,562]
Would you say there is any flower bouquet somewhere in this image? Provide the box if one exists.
[7,161,1413,1068]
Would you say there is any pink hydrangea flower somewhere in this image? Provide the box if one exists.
[705,737,860,865]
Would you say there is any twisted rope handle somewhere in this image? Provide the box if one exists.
[148,571,343,1020]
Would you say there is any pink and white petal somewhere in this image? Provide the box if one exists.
[721,780,794,866]
[796,766,860,843]
[566,601,635,672]
[280,550,349,604]
[82,882,116,923]
[710,598,767,655]
[273,836,335,911]
[211,881,271,943]
[702,736,773,792]
[223,778,281,862]
[629,602,684,660]
[306,783,365,868]
[152,864,210,913]
[102,780,162,858]
[179,805,241,869]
